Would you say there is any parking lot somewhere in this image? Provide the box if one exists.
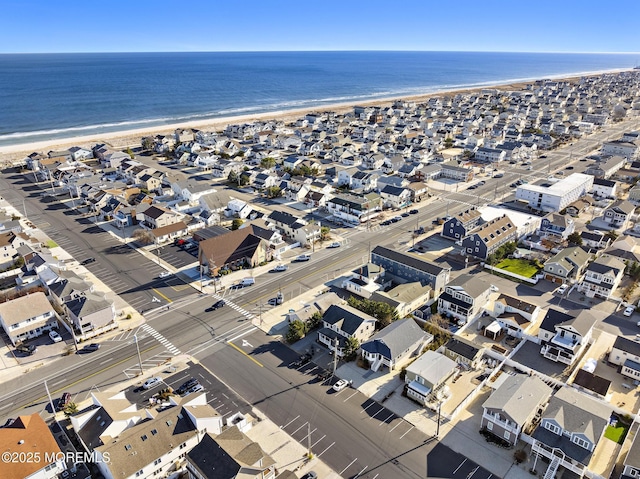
[427,442,499,479]
[1,327,72,366]
[154,242,199,269]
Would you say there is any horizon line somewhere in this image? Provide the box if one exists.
[1,49,640,55]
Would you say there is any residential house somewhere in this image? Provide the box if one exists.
[151,221,190,244]
[577,255,625,299]
[461,215,517,260]
[441,161,474,182]
[481,375,551,446]
[443,336,483,369]
[0,231,31,269]
[628,184,640,203]
[140,205,183,229]
[441,208,482,242]
[580,231,611,250]
[404,351,457,406]
[475,147,506,163]
[605,236,640,264]
[198,226,271,275]
[487,294,541,338]
[538,310,598,366]
[607,335,640,382]
[585,156,626,179]
[360,318,432,372]
[171,181,218,203]
[317,304,376,357]
[590,178,617,199]
[539,213,575,240]
[0,292,57,345]
[407,181,429,202]
[326,193,382,224]
[265,210,320,246]
[371,245,450,294]
[369,281,433,317]
[65,292,116,335]
[379,185,412,209]
[341,263,385,299]
[186,427,277,479]
[565,197,594,217]
[543,246,591,284]
[48,272,93,307]
[437,274,492,323]
[602,200,634,230]
[601,140,637,159]
[0,414,65,479]
[531,386,611,479]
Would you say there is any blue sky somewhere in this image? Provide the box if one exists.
[2,0,639,53]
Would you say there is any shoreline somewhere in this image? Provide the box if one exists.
[0,67,633,160]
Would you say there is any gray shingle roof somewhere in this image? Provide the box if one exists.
[360,318,432,361]
[483,375,551,426]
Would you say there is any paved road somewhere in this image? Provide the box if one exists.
[201,329,436,479]
[0,169,196,311]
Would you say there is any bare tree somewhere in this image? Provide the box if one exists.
[132,228,155,245]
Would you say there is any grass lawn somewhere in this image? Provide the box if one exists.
[495,258,540,278]
[45,239,58,248]
[604,424,628,444]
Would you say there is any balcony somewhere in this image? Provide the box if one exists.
[550,332,580,352]
[482,412,520,434]
[541,345,574,365]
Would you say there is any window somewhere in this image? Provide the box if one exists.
[504,431,510,440]
[135,470,144,477]
[141,435,148,441]
[124,444,132,451]
[151,429,158,436]
[486,421,493,431]
[544,422,561,435]
[154,458,161,466]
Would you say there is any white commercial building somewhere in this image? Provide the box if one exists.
[515,173,594,213]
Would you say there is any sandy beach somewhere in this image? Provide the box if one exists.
[0,68,632,161]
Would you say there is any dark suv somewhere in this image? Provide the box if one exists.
[16,344,37,355]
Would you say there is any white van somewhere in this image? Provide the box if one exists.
[241,277,255,286]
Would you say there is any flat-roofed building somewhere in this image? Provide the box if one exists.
[0,292,57,345]
[515,173,594,212]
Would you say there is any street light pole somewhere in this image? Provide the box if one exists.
[134,334,144,376]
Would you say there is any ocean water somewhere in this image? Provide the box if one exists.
[0,51,637,147]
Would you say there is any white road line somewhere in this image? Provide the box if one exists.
[344,390,359,402]
[317,442,334,457]
[282,415,300,429]
[310,434,326,448]
[399,425,414,439]
[99,358,114,365]
[360,401,377,413]
[355,466,368,477]
[227,327,257,342]
[370,407,386,420]
[291,421,309,435]
[379,412,395,426]
[453,459,467,474]
[50,378,67,386]
[0,402,14,410]
[340,458,358,475]
[389,421,403,432]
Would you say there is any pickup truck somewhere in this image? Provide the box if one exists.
[295,254,311,262]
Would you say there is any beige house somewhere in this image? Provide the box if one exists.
[0,292,57,345]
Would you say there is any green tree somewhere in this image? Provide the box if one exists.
[286,319,308,343]
[125,147,135,159]
[605,230,619,242]
[265,186,282,198]
[63,402,79,417]
[260,157,277,169]
[347,296,399,328]
[142,136,154,150]
[308,311,323,330]
[567,232,583,246]
[231,219,244,230]
[320,226,331,241]
[343,337,360,361]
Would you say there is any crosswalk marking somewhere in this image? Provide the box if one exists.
[140,324,181,355]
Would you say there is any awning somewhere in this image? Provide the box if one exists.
[407,380,431,396]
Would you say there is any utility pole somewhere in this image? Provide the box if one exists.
[436,400,442,438]
[307,422,312,458]
[134,334,144,375]
[332,337,339,377]
[44,379,56,418]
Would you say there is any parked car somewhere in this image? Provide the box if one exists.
[183,384,204,397]
[401,212,410,217]
[57,392,71,411]
[158,271,172,279]
[327,242,341,248]
[49,330,62,343]
[80,257,96,265]
[623,306,635,317]
[176,378,199,395]
[16,344,36,355]
[141,377,162,390]
[271,264,288,272]
[302,472,318,479]
[556,284,569,295]
[275,292,284,305]
[332,379,349,392]
[392,216,402,222]
[409,209,419,215]
[493,173,504,178]
[79,343,100,353]
[295,254,312,262]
